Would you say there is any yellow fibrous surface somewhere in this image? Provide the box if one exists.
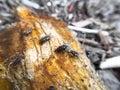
[0,6,106,90]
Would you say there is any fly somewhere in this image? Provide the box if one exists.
[11,57,22,66]
[48,86,55,90]
[69,50,79,58]
[55,45,69,53]
[39,35,51,45]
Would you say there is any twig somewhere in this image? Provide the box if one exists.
[22,0,40,9]
[68,25,109,35]
[84,45,106,55]
[89,18,110,29]
[100,56,120,69]
[78,38,100,46]
[98,31,114,45]
[71,18,93,27]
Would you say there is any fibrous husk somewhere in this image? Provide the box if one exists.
[0,6,107,90]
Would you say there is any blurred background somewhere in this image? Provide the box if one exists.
[0,0,120,90]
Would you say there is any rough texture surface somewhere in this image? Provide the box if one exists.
[0,6,107,90]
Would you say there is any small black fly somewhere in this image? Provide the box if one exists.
[69,50,79,58]
[11,57,22,66]
[23,29,33,35]
[39,35,51,45]
[48,86,55,90]
[55,45,69,53]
